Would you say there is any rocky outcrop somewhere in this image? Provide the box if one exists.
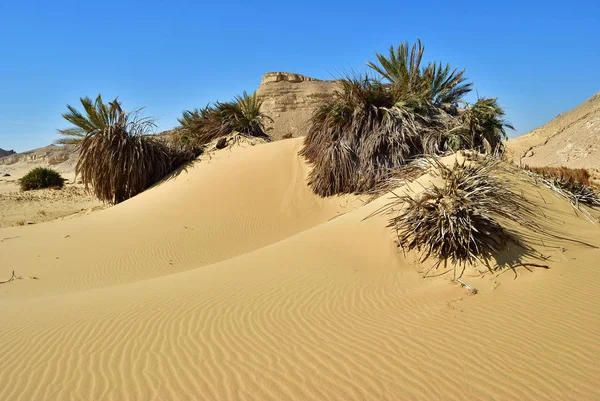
[0,148,16,158]
[0,144,78,166]
[506,91,600,172]
[256,72,338,139]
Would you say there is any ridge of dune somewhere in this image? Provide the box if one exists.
[1,139,600,400]
[0,139,360,298]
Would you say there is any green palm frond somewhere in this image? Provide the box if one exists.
[367,39,472,106]
[172,91,272,151]
[56,95,123,145]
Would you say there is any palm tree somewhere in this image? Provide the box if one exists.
[447,98,514,153]
[367,40,472,106]
[174,91,271,150]
[60,94,188,204]
[302,40,510,197]
[56,95,122,145]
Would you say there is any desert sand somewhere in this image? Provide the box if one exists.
[1,138,599,401]
[506,90,600,174]
[0,144,104,227]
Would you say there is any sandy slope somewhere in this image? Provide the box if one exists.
[1,139,599,401]
[506,90,600,172]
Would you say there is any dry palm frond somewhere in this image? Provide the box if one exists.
[382,158,536,278]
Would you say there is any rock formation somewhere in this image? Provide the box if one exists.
[255,72,338,139]
[0,148,16,158]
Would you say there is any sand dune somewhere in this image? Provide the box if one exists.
[1,138,599,400]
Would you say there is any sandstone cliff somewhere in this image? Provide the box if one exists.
[256,72,338,139]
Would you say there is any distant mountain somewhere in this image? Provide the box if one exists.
[507,91,600,171]
[0,148,16,158]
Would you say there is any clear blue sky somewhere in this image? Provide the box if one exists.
[1,0,598,152]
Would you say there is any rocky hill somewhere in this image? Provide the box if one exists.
[0,148,16,158]
[506,91,600,170]
[0,144,79,181]
[256,72,338,139]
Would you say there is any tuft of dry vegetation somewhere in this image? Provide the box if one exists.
[301,40,513,197]
[524,166,592,186]
[380,158,537,278]
[523,165,600,207]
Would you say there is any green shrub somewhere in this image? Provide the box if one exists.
[19,167,66,191]
[174,91,271,151]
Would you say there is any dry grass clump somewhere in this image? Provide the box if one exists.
[525,166,592,186]
[302,40,513,197]
[174,91,271,152]
[383,158,535,278]
[523,165,600,207]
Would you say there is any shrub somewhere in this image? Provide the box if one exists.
[60,95,191,204]
[76,105,179,204]
[525,166,592,186]
[302,40,513,197]
[175,91,271,151]
[524,165,600,207]
[19,167,65,191]
[383,158,535,278]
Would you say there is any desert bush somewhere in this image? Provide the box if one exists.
[524,165,600,207]
[382,158,535,278]
[302,40,513,196]
[19,167,65,191]
[175,91,271,151]
[525,166,592,186]
[443,98,513,154]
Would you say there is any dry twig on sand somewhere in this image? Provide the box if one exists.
[0,271,17,285]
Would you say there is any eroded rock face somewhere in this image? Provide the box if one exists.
[256,72,338,140]
[260,72,319,85]
[0,144,77,166]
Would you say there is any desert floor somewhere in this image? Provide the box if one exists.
[1,138,599,401]
[0,163,103,228]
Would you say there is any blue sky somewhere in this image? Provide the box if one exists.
[1,0,598,152]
